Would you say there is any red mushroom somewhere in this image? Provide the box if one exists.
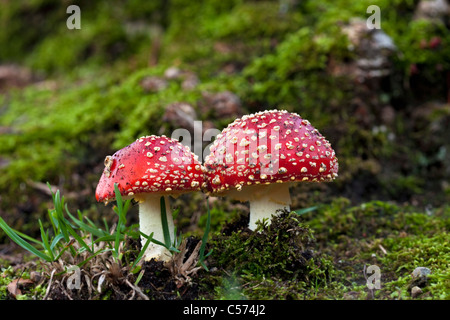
[203,110,338,230]
[96,135,203,261]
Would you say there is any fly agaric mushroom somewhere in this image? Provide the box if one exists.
[203,109,338,230]
[96,135,203,261]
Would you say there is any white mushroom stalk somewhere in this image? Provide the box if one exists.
[135,194,175,261]
[226,183,292,230]
[248,183,291,230]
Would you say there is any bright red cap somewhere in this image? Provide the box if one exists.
[203,110,338,194]
[95,135,203,203]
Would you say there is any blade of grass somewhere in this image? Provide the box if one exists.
[102,217,109,234]
[76,248,112,269]
[53,191,69,240]
[0,217,53,262]
[50,233,65,251]
[13,229,44,246]
[134,269,145,286]
[169,226,181,253]
[65,209,108,238]
[48,210,58,236]
[51,190,77,255]
[114,183,123,212]
[66,225,93,254]
[294,206,319,216]
[94,234,125,243]
[160,196,171,249]
[114,220,122,259]
[122,200,131,221]
[53,246,71,261]
[198,198,212,271]
[39,219,55,261]
[113,183,131,259]
[139,231,167,247]
[131,232,154,270]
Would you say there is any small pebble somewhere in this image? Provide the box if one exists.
[140,76,168,93]
[412,267,431,279]
[411,286,423,298]
[29,271,41,283]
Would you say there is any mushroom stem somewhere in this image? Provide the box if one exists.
[248,183,291,231]
[136,194,175,261]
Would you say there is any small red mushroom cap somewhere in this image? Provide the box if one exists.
[95,135,204,203]
[203,110,338,194]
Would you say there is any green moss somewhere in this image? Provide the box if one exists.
[392,18,450,74]
[1,0,166,75]
[211,274,246,300]
[300,199,450,299]
[202,2,304,40]
[0,66,199,204]
[242,25,352,115]
[211,211,314,277]
[359,231,450,300]
[309,199,449,242]
[0,266,46,300]
[201,199,448,300]
[207,211,342,299]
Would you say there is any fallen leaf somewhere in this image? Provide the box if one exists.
[7,278,34,298]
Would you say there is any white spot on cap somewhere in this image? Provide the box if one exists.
[319,163,327,172]
[212,175,221,185]
[278,167,287,174]
[191,181,199,188]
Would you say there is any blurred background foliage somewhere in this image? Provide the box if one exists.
[0,0,449,239]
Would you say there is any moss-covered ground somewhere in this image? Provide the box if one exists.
[0,0,449,300]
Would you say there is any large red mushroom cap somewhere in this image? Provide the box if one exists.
[204,109,338,230]
[95,135,203,203]
[203,109,338,195]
